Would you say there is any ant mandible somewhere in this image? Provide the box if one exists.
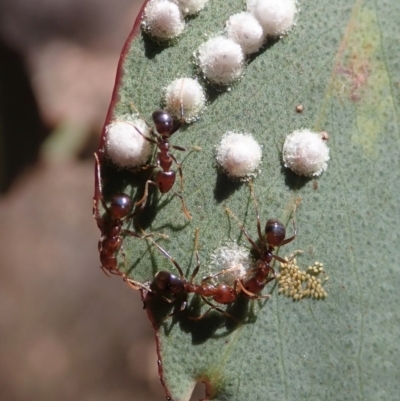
[133,108,192,220]
[93,152,146,276]
[226,182,298,298]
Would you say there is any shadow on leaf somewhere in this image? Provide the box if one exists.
[214,173,244,203]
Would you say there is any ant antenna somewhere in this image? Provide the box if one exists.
[248,180,263,243]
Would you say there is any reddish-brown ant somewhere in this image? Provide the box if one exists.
[93,152,147,276]
[126,230,238,320]
[127,208,295,320]
[133,109,193,219]
[226,182,298,297]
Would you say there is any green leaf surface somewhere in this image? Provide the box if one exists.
[96,0,400,400]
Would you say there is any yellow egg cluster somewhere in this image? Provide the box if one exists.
[276,251,328,301]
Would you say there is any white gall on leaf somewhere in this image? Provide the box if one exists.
[105,120,152,169]
[209,243,254,286]
[247,0,296,36]
[282,129,330,177]
[216,132,262,179]
[197,36,245,85]
[171,0,209,16]
[164,77,206,122]
[142,0,185,41]
[226,12,265,55]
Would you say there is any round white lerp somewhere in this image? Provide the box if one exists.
[142,0,185,41]
[197,36,245,85]
[208,243,254,286]
[282,129,330,177]
[171,0,209,16]
[105,120,152,168]
[226,12,265,55]
[247,0,296,36]
[216,132,262,179]
[164,77,206,122]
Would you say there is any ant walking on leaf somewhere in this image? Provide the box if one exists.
[126,229,240,321]
[130,94,200,220]
[126,184,299,320]
[93,152,152,276]
[225,181,299,298]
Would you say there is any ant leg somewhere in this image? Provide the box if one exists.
[172,145,186,152]
[167,300,188,318]
[125,277,152,293]
[135,180,158,209]
[100,263,121,276]
[189,228,201,283]
[123,230,145,239]
[170,153,184,191]
[272,253,292,264]
[173,191,192,220]
[93,152,111,218]
[93,152,102,219]
[119,242,128,269]
[248,180,264,244]
[225,207,264,255]
[236,280,271,300]
[189,297,238,322]
[201,265,246,286]
[147,237,185,278]
[131,123,158,144]
[170,154,193,219]
[100,266,112,277]
[280,219,297,245]
[133,224,170,241]
[277,250,303,264]
[140,163,158,171]
[129,102,155,132]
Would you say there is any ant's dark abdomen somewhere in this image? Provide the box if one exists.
[156,170,176,193]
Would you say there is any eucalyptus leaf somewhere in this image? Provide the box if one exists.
[95,0,400,400]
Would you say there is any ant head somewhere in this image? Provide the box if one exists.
[110,193,132,220]
[152,110,173,135]
[153,271,184,295]
[265,219,286,247]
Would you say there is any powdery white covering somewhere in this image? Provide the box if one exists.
[216,132,262,179]
[282,129,330,177]
[164,77,206,122]
[171,0,209,16]
[142,0,185,40]
[105,120,152,168]
[197,36,245,85]
[247,0,296,36]
[208,243,254,286]
[226,12,265,55]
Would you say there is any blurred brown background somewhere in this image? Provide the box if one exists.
[0,0,172,400]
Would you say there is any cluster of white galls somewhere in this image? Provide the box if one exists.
[142,0,210,40]
[197,0,297,85]
[142,0,297,84]
[105,0,329,179]
[104,78,263,180]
